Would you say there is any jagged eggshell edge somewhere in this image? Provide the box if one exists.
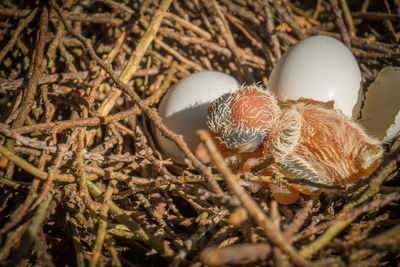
[359,66,400,142]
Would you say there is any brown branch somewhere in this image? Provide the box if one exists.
[13,7,48,128]
[119,0,172,83]
[339,0,356,37]
[0,7,123,25]
[351,11,400,20]
[264,0,281,64]
[329,0,351,48]
[197,130,312,267]
[49,0,225,197]
[0,8,38,63]
[200,243,272,266]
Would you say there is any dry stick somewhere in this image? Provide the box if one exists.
[9,145,65,265]
[383,0,397,42]
[1,71,87,92]
[169,211,228,267]
[0,222,30,261]
[329,0,351,48]
[296,192,400,253]
[359,222,400,251]
[0,68,158,92]
[339,0,356,37]
[0,177,31,189]
[0,124,142,163]
[0,144,74,182]
[104,235,122,267]
[7,189,55,266]
[87,31,126,105]
[272,1,308,40]
[312,0,323,19]
[165,12,212,40]
[360,0,370,13]
[0,7,123,25]
[160,28,232,57]
[96,0,171,117]
[136,192,184,247]
[119,0,172,83]
[197,130,312,267]
[154,37,204,71]
[144,60,177,106]
[49,0,225,197]
[351,11,400,20]
[0,173,40,235]
[89,180,116,267]
[299,159,398,258]
[0,8,38,63]
[13,7,48,128]
[86,180,174,257]
[283,199,314,239]
[221,0,261,26]
[200,242,272,266]
[66,213,85,267]
[264,0,281,63]
[14,106,139,134]
[208,0,244,63]
[99,1,212,41]
[14,80,162,134]
[47,1,71,72]
[224,14,267,67]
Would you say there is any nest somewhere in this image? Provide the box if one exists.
[0,0,399,266]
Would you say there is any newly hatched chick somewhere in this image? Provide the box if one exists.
[198,85,383,204]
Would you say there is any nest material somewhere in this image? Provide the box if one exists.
[0,0,399,266]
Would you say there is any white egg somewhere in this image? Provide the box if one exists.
[267,35,362,118]
[155,71,239,163]
[359,67,400,142]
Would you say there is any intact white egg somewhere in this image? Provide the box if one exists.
[359,67,400,142]
[267,35,362,118]
[155,71,239,163]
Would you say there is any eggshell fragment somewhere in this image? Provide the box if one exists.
[155,71,239,163]
[358,67,400,142]
[267,35,362,118]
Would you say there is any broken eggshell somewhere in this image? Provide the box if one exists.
[267,35,362,118]
[359,67,400,142]
[154,71,239,163]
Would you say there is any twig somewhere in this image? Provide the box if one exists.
[351,11,400,20]
[66,212,86,267]
[200,243,272,266]
[0,144,75,182]
[119,0,172,83]
[169,211,227,267]
[13,6,48,128]
[197,129,312,267]
[264,0,281,64]
[339,0,356,37]
[329,0,351,48]
[0,8,38,63]
[86,180,174,257]
[49,0,225,196]
[299,159,399,258]
[89,180,116,267]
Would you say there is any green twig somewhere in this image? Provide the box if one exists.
[0,144,74,182]
[86,180,174,258]
[299,159,398,258]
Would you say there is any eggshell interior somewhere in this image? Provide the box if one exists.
[155,71,239,163]
[358,67,400,142]
[267,35,362,118]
